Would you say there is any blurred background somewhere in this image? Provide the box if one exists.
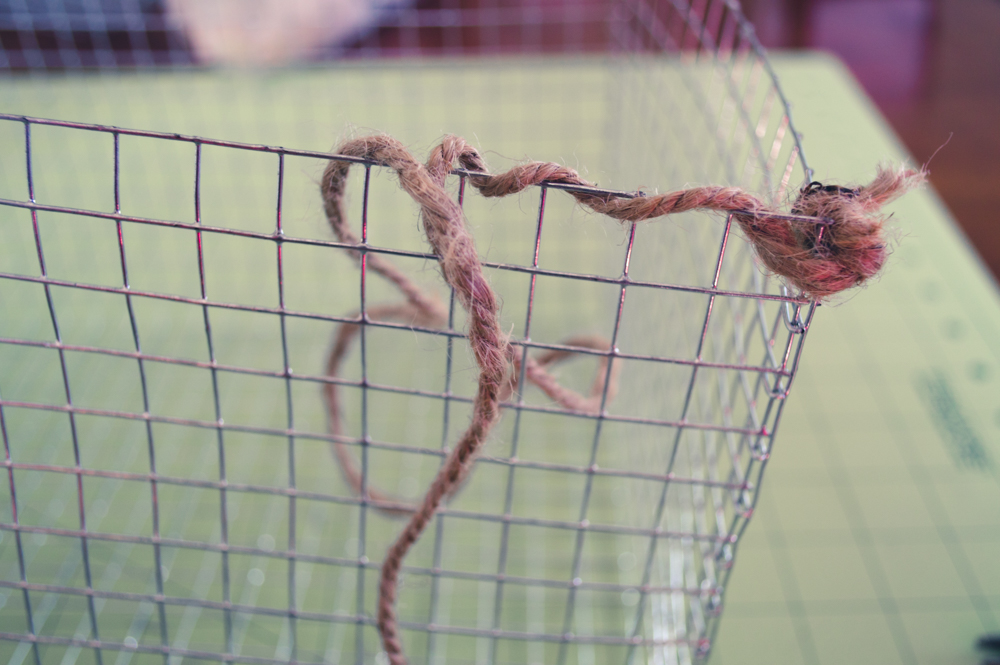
[1,0,998,281]
[742,0,1000,286]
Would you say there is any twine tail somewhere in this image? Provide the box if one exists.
[324,135,510,665]
[378,385,500,665]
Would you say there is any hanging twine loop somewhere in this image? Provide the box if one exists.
[320,134,924,665]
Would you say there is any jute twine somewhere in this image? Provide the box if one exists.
[320,134,923,665]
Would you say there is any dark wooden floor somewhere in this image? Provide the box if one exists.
[744,0,1000,283]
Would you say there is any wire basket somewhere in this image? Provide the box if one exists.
[0,2,815,664]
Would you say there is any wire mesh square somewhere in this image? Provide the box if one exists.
[0,2,817,664]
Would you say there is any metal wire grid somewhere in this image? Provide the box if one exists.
[0,108,810,665]
[0,2,816,665]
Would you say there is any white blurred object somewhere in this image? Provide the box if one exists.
[166,0,409,66]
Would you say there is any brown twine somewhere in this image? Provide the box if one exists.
[322,306,618,518]
[320,134,923,665]
[457,159,925,300]
[321,139,620,518]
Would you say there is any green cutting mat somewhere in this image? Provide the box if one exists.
[0,53,997,665]
[710,55,1000,665]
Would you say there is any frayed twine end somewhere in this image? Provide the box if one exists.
[739,165,927,300]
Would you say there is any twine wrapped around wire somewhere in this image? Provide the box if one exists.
[320,134,924,665]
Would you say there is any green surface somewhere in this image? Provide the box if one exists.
[710,54,1000,665]
[0,52,996,665]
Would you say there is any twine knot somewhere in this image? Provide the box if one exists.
[752,167,926,298]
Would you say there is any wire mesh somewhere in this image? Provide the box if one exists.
[0,1,816,664]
